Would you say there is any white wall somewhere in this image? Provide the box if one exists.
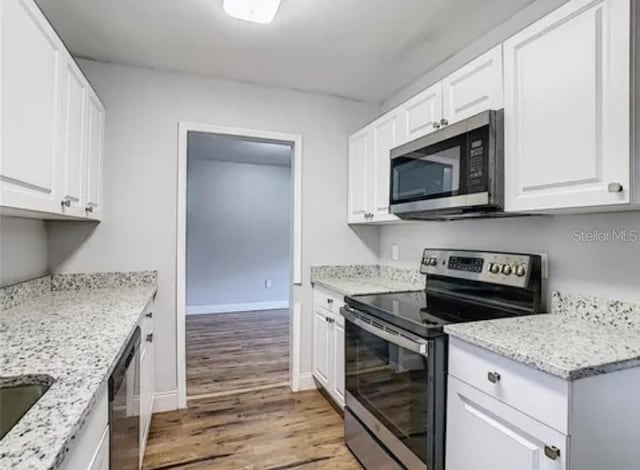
[47,60,380,398]
[0,217,48,286]
[187,159,290,309]
[379,212,640,305]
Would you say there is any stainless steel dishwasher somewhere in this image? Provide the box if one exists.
[109,327,141,470]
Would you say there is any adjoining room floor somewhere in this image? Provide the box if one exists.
[142,387,360,469]
[186,309,290,398]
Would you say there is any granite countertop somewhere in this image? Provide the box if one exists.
[445,292,640,381]
[0,273,157,470]
[310,264,424,296]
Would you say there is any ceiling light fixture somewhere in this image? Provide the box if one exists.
[223,0,283,24]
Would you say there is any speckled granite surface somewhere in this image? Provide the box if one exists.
[0,276,51,311]
[310,264,424,295]
[445,291,640,381]
[0,272,157,470]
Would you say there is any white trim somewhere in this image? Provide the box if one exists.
[177,121,303,409]
[186,301,290,315]
[298,372,317,391]
[153,390,178,413]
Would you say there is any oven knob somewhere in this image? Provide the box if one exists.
[501,264,512,275]
[516,265,527,277]
[430,258,438,266]
[489,263,500,274]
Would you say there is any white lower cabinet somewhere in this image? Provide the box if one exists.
[312,286,345,408]
[447,338,640,470]
[61,386,109,470]
[139,300,155,465]
[447,376,566,470]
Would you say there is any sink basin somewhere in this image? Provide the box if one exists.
[0,375,53,440]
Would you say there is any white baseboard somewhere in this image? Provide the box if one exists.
[298,372,317,391]
[153,390,179,413]
[186,300,290,315]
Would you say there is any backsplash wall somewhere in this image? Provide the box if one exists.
[0,217,48,286]
[379,211,640,304]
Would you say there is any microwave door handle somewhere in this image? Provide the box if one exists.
[341,308,429,357]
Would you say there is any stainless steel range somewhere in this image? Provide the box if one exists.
[340,249,544,470]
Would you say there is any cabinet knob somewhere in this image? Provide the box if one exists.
[440,118,449,126]
[145,312,153,318]
[608,182,623,193]
[146,333,153,343]
[433,122,441,129]
[85,206,94,213]
[327,298,334,304]
[487,371,501,383]
[544,445,561,460]
[61,199,71,208]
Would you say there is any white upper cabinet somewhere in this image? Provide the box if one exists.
[504,0,631,212]
[442,45,504,125]
[0,0,105,220]
[0,0,64,213]
[60,60,88,217]
[347,129,370,223]
[85,92,105,219]
[371,111,402,222]
[401,82,442,143]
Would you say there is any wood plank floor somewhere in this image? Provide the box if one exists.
[142,387,361,469]
[186,310,290,397]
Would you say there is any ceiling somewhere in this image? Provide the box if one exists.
[35,0,534,102]
[188,132,292,166]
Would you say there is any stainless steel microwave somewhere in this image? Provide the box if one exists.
[390,109,504,220]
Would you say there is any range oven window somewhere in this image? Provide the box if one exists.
[345,319,430,464]
[391,135,464,205]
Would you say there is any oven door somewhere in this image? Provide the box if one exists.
[343,308,443,470]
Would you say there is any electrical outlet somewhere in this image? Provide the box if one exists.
[265,279,272,288]
[392,244,400,261]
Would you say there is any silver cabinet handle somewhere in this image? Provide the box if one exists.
[146,333,153,343]
[433,122,441,129]
[487,371,501,383]
[85,206,94,213]
[440,118,449,126]
[61,199,71,208]
[326,298,333,304]
[325,316,334,324]
[145,312,153,318]
[608,182,623,193]
[544,445,561,460]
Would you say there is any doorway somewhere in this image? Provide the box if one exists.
[176,123,303,407]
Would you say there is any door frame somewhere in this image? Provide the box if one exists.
[176,121,303,408]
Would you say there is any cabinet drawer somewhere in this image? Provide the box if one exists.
[313,286,344,315]
[448,338,570,433]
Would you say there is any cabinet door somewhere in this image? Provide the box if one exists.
[331,320,345,408]
[442,45,503,124]
[347,129,370,223]
[84,92,104,219]
[400,82,442,143]
[504,0,631,212]
[447,376,566,470]
[371,112,400,222]
[59,58,88,217]
[0,0,64,213]
[312,309,331,388]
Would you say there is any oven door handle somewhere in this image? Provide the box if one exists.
[341,307,429,357]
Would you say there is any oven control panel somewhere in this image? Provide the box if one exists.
[421,249,541,288]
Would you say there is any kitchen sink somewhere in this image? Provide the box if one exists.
[0,375,53,440]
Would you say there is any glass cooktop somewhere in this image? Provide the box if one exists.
[346,289,524,338]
